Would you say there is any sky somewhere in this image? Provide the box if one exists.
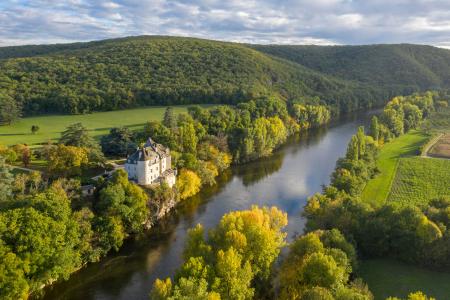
[0,0,450,48]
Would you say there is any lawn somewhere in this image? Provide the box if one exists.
[360,130,430,206]
[359,259,450,300]
[388,157,450,205]
[0,105,202,147]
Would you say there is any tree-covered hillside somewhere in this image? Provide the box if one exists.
[0,36,382,117]
[253,44,450,94]
[1,36,449,118]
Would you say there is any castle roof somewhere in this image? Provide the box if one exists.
[126,137,170,164]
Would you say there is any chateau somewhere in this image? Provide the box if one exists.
[125,138,176,187]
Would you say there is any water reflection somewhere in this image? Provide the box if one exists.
[42,111,372,300]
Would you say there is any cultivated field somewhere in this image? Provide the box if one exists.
[428,133,450,159]
[360,130,429,206]
[359,259,450,300]
[388,157,450,205]
[0,105,200,146]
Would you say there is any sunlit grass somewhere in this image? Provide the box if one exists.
[359,259,450,300]
[360,130,429,206]
[0,105,206,147]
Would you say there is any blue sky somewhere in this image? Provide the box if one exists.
[1,0,449,47]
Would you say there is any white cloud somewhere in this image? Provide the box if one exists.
[0,0,449,47]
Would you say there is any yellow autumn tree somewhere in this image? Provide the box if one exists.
[47,144,88,177]
[176,168,201,200]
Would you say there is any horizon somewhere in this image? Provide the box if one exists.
[0,34,448,49]
[1,1,449,49]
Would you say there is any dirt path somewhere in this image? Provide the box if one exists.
[421,133,444,158]
[8,165,41,173]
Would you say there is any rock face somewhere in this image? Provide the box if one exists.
[144,193,177,229]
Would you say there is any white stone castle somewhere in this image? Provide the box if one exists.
[125,138,176,187]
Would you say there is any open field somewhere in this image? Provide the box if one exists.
[361,130,429,206]
[428,133,450,159]
[388,157,450,205]
[0,105,201,147]
[359,259,450,300]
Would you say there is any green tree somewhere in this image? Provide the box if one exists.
[30,125,40,135]
[0,94,21,125]
[178,122,198,153]
[100,127,137,156]
[213,248,254,300]
[97,170,149,234]
[0,157,13,203]
[163,107,177,129]
[60,123,104,163]
[370,116,379,141]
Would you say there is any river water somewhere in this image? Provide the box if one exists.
[42,110,374,300]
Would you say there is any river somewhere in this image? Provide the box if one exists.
[42,110,374,300]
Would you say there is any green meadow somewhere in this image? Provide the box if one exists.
[360,130,430,206]
[0,105,199,147]
[359,259,450,300]
[388,157,450,205]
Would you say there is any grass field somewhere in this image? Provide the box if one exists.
[0,105,199,147]
[388,157,450,205]
[359,259,450,300]
[360,130,430,206]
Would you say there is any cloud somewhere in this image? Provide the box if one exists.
[0,0,449,47]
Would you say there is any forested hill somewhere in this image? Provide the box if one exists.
[0,36,449,117]
[252,44,450,93]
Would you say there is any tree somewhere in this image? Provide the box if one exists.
[30,125,40,135]
[100,127,136,156]
[152,206,287,299]
[96,170,149,234]
[0,246,29,300]
[346,135,359,160]
[60,123,104,163]
[21,145,31,167]
[141,121,175,148]
[214,248,254,299]
[369,116,379,141]
[47,144,89,177]
[0,189,81,296]
[383,108,404,136]
[163,107,177,129]
[0,94,21,125]
[60,123,90,146]
[176,169,201,200]
[0,157,13,203]
[96,170,149,233]
[178,122,198,153]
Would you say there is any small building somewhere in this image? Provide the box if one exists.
[125,138,176,187]
[81,184,96,197]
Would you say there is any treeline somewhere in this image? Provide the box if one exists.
[304,91,450,270]
[0,36,408,120]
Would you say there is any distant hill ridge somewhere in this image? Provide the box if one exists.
[0,36,449,116]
